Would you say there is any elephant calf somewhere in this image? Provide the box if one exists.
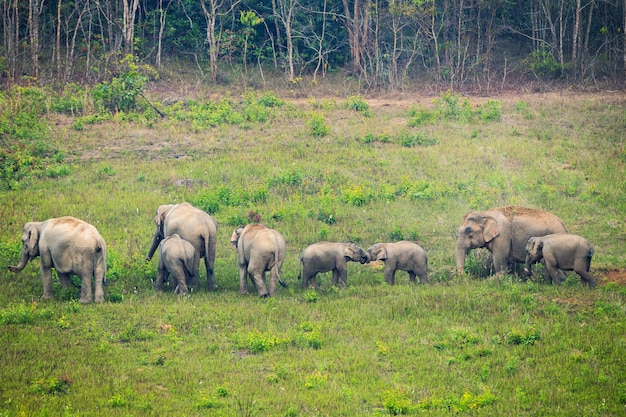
[230,224,287,297]
[525,233,596,288]
[156,234,196,296]
[367,241,428,285]
[300,242,369,289]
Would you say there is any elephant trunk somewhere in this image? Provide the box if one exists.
[146,231,162,261]
[8,246,30,273]
[524,253,534,277]
[455,244,468,274]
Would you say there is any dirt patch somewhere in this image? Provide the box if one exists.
[597,269,626,285]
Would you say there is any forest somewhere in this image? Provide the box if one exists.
[2,0,626,90]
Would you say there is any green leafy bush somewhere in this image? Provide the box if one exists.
[309,112,329,136]
[91,55,152,113]
[524,48,562,79]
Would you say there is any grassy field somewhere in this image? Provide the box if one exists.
[0,86,625,416]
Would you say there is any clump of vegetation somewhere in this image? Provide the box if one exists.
[408,92,502,125]
[91,55,155,113]
[344,95,371,117]
[309,112,329,136]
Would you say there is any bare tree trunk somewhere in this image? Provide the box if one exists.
[271,0,282,65]
[4,0,19,80]
[56,0,62,80]
[156,0,173,68]
[122,0,140,55]
[65,0,90,80]
[28,0,44,79]
[622,0,626,85]
[275,0,296,80]
[200,0,240,82]
[572,0,581,78]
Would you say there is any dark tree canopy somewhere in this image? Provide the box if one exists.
[1,0,625,88]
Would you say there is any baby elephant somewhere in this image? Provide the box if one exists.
[156,234,196,295]
[525,233,596,288]
[300,242,370,289]
[367,241,428,285]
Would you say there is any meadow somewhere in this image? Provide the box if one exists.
[0,84,625,416]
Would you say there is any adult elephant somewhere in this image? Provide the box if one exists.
[9,216,107,303]
[146,202,219,291]
[455,206,568,275]
[230,224,287,297]
[300,242,370,289]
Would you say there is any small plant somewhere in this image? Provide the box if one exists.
[309,112,329,136]
[344,95,371,116]
[342,184,371,206]
[389,227,404,241]
[30,376,72,395]
[505,327,540,345]
[304,290,319,303]
[382,389,412,415]
[304,369,327,389]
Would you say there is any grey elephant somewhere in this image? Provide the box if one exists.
[525,233,596,287]
[367,241,428,285]
[230,224,287,297]
[456,206,568,275]
[8,216,107,303]
[156,234,196,295]
[300,242,370,289]
[146,202,219,291]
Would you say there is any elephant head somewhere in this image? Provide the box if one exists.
[367,243,387,261]
[455,211,500,273]
[230,226,245,247]
[146,204,175,260]
[9,222,41,272]
[345,242,370,264]
[524,237,542,275]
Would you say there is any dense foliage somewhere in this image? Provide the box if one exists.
[2,0,626,89]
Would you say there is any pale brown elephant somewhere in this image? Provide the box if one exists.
[456,206,568,275]
[9,216,107,303]
[300,242,370,289]
[367,241,428,285]
[230,224,286,297]
[146,202,219,291]
[156,234,196,295]
[525,233,596,288]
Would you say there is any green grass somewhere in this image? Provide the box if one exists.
[0,90,625,416]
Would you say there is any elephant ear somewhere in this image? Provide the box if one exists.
[375,245,388,261]
[343,243,356,259]
[482,216,500,243]
[230,227,244,246]
[26,224,39,257]
[155,205,172,237]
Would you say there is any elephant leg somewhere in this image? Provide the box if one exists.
[250,270,269,297]
[78,274,93,304]
[383,266,396,285]
[416,267,428,284]
[492,253,509,274]
[545,265,561,285]
[408,271,417,283]
[268,269,277,296]
[238,264,249,295]
[331,269,339,286]
[337,268,348,288]
[576,269,597,288]
[156,260,168,292]
[189,253,201,289]
[175,271,189,296]
[58,273,72,288]
[40,266,54,300]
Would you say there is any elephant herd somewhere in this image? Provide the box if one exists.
[8,203,596,303]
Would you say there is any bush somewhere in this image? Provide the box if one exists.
[309,112,329,137]
[91,55,153,113]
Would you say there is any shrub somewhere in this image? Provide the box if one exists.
[309,112,329,136]
[344,95,371,116]
[524,48,562,79]
[91,55,152,113]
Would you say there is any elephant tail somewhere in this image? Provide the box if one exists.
[587,247,594,260]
